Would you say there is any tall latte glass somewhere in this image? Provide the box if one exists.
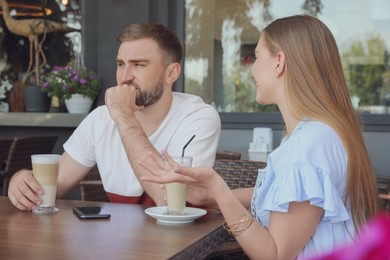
[166,156,192,215]
[31,154,60,214]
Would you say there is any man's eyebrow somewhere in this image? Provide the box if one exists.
[116,58,149,63]
[129,59,149,63]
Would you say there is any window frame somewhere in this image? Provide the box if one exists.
[220,112,390,132]
[172,1,390,133]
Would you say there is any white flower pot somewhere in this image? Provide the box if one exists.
[65,94,93,114]
[0,102,9,112]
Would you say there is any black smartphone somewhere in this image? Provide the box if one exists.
[73,207,111,219]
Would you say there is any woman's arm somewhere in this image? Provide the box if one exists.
[140,151,323,259]
[217,190,323,260]
[233,187,253,208]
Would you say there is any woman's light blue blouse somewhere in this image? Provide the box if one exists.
[251,120,355,259]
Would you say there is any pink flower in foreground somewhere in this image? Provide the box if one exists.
[310,213,390,260]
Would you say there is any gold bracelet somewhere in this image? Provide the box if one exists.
[223,210,254,236]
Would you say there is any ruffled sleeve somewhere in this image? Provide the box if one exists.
[263,160,350,223]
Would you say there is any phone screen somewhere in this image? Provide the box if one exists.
[73,207,111,219]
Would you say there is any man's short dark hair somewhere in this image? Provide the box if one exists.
[118,23,183,65]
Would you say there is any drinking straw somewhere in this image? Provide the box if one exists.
[182,134,196,157]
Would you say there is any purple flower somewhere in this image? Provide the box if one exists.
[42,82,50,88]
[42,63,100,100]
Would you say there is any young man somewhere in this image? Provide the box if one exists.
[8,23,221,210]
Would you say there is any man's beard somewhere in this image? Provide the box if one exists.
[134,74,165,107]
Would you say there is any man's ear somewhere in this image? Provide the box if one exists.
[165,63,181,85]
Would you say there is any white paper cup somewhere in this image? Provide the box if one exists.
[166,156,192,215]
[31,154,60,214]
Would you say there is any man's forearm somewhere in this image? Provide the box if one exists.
[115,113,166,205]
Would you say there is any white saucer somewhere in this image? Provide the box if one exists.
[145,206,207,224]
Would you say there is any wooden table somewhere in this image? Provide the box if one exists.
[0,197,228,259]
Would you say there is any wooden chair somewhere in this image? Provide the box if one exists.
[376,175,390,212]
[213,159,266,189]
[0,137,14,166]
[1,135,58,196]
[79,165,109,202]
[216,151,241,160]
[207,158,266,259]
[0,137,14,189]
[0,137,14,171]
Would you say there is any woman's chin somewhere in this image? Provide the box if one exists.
[256,98,273,106]
[256,96,265,105]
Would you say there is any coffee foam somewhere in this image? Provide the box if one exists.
[31,154,60,164]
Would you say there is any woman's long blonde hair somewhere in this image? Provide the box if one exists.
[262,15,378,230]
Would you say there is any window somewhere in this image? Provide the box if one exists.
[184,0,390,117]
[0,0,81,86]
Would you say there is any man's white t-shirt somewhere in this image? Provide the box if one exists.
[64,92,221,199]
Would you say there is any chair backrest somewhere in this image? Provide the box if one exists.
[215,151,242,160]
[213,159,266,189]
[0,137,14,171]
[79,165,110,202]
[376,175,390,212]
[2,135,58,195]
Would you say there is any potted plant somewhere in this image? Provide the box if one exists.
[42,62,101,113]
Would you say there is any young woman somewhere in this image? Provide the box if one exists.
[140,15,379,259]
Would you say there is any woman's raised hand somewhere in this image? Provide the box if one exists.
[139,150,226,206]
